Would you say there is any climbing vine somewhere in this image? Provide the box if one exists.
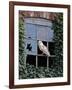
[19,12,27,79]
[52,13,63,76]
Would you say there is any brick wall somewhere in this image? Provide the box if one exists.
[19,11,56,20]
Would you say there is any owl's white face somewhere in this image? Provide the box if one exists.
[38,41,42,43]
[38,41,43,46]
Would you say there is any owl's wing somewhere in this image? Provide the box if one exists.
[42,45,50,56]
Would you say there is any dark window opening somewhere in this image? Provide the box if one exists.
[38,56,47,67]
[49,42,55,55]
[26,55,36,66]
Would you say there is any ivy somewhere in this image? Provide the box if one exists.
[52,13,63,75]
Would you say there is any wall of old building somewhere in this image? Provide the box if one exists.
[19,11,56,20]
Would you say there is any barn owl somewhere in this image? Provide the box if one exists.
[38,41,50,57]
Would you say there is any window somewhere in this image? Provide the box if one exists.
[24,18,54,67]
